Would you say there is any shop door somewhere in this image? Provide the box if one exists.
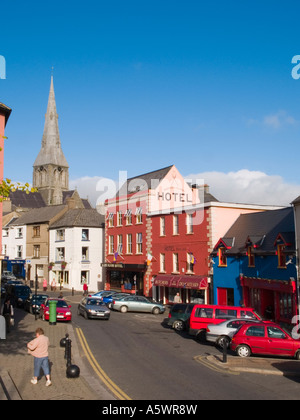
[218,288,234,306]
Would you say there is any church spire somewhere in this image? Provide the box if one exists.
[33,75,69,205]
[33,75,69,168]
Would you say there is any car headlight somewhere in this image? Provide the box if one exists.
[45,310,49,315]
[66,312,71,316]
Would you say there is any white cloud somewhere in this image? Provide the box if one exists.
[247,110,298,130]
[185,169,300,206]
[70,169,300,209]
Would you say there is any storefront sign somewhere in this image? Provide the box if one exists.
[101,263,124,268]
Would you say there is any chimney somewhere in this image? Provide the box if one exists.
[66,197,76,209]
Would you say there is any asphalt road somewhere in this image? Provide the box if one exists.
[71,306,300,400]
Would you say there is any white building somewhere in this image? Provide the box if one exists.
[2,217,27,277]
[49,208,105,292]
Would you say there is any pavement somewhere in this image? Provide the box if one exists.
[2,290,300,400]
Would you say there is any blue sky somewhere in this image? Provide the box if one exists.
[1,0,300,206]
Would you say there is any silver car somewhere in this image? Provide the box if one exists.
[111,295,165,314]
[77,297,111,320]
[206,318,260,348]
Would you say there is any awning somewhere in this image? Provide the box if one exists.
[153,274,208,290]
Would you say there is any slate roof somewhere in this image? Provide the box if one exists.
[10,205,66,225]
[213,207,295,255]
[50,208,105,229]
[117,165,174,195]
[9,190,46,209]
[0,102,12,126]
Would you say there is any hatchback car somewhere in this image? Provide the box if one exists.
[24,294,49,314]
[77,297,110,320]
[206,318,262,348]
[112,295,165,314]
[40,298,72,322]
[231,322,300,359]
[167,303,196,331]
[5,284,32,307]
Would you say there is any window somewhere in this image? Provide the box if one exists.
[187,253,195,273]
[82,229,89,240]
[215,309,237,318]
[3,229,8,237]
[173,215,179,235]
[245,326,265,337]
[56,229,65,241]
[108,213,114,227]
[33,245,40,258]
[126,234,132,254]
[186,213,193,234]
[16,228,23,239]
[125,209,132,225]
[267,326,286,339]
[195,307,213,318]
[56,247,65,261]
[16,245,22,258]
[247,246,255,267]
[160,217,165,236]
[33,226,40,237]
[136,207,142,224]
[117,235,123,254]
[173,253,179,273]
[81,271,89,285]
[109,235,114,254]
[277,245,286,268]
[218,247,227,267]
[160,253,165,272]
[136,233,142,254]
[117,211,122,226]
[82,247,89,261]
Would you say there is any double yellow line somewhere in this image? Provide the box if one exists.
[76,327,131,400]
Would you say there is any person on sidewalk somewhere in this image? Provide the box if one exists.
[1,298,14,333]
[83,282,88,296]
[27,327,52,387]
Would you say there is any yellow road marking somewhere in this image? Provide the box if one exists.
[76,327,132,400]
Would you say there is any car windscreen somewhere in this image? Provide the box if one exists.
[87,299,105,306]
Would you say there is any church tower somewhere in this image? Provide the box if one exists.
[33,75,69,205]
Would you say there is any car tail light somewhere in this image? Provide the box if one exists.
[113,300,115,304]
[168,313,171,318]
[206,327,210,332]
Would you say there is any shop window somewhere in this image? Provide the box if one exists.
[81,271,89,285]
[218,247,227,267]
[277,245,286,268]
[247,246,255,267]
[56,247,65,261]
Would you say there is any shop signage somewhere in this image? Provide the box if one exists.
[101,263,124,268]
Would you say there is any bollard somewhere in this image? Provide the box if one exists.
[222,340,228,363]
[61,333,80,378]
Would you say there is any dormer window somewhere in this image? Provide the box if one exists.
[277,245,286,269]
[218,247,227,267]
[247,246,255,267]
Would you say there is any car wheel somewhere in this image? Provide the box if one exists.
[236,344,251,358]
[77,308,81,316]
[173,320,185,331]
[295,350,300,360]
[217,335,230,349]
[152,307,160,315]
[196,329,206,342]
[120,306,128,313]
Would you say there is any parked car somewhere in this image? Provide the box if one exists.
[189,304,262,340]
[167,303,196,331]
[112,295,165,314]
[24,294,49,314]
[90,290,120,298]
[77,297,111,320]
[101,292,132,308]
[231,322,300,359]
[40,298,72,322]
[1,271,17,281]
[4,284,32,307]
[206,318,263,348]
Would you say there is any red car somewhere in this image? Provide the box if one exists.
[231,322,300,359]
[40,298,72,322]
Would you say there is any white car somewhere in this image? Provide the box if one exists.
[206,318,261,348]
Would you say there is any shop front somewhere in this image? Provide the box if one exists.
[152,274,209,304]
[102,263,146,295]
[240,275,297,324]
